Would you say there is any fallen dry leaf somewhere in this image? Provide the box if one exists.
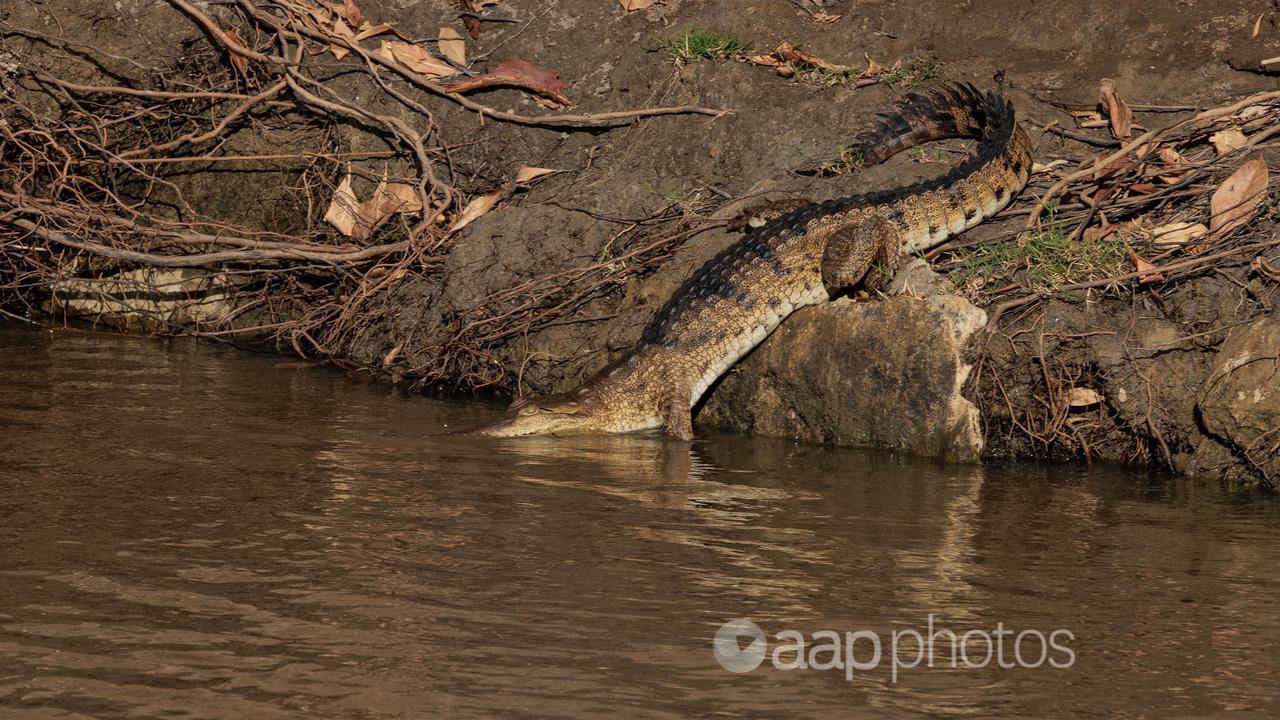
[776,41,848,72]
[1083,224,1117,242]
[1238,105,1270,121]
[1208,153,1269,237]
[1080,184,1116,208]
[1067,387,1103,408]
[750,41,849,76]
[300,1,334,25]
[449,190,503,231]
[618,0,659,10]
[328,19,356,60]
[1253,12,1265,38]
[1150,221,1208,248]
[861,53,884,78]
[1156,146,1190,183]
[296,3,344,45]
[375,180,423,214]
[380,40,458,78]
[353,22,398,43]
[438,27,466,66]
[324,172,423,241]
[324,174,362,238]
[223,27,250,79]
[514,165,559,183]
[339,0,362,27]
[445,164,555,230]
[458,0,482,39]
[1209,128,1247,156]
[443,59,573,107]
[1127,247,1164,284]
[1098,78,1132,140]
[749,52,787,73]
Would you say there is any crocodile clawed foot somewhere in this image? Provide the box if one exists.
[886,258,956,299]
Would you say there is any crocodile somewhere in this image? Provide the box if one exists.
[477,82,1033,440]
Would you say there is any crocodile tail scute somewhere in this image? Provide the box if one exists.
[849,81,996,166]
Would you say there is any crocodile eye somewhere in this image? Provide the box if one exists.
[519,405,540,416]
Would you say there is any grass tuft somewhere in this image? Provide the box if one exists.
[880,55,943,90]
[948,222,1130,297]
[821,144,866,175]
[667,30,751,64]
[790,64,858,87]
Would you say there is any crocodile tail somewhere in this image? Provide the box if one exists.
[850,81,997,165]
[858,82,1032,254]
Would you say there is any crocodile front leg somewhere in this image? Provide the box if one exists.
[662,383,694,441]
[820,216,899,292]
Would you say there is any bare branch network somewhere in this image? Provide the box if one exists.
[0,0,722,386]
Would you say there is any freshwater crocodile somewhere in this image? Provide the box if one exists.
[478,82,1033,440]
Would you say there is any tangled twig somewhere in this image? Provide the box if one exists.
[0,0,728,386]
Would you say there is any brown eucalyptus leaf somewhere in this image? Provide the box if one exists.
[380,40,458,78]
[339,0,362,27]
[514,165,559,183]
[861,53,884,78]
[1150,221,1208,248]
[375,180,423,214]
[1209,128,1247,156]
[458,0,482,39]
[328,19,356,60]
[1098,78,1132,140]
[1127,248,1164,284]
[773,41,849,72]
[352,22,398,43]
[325,172,422,241]
[449,190,503,231]
[323,174,362,238]
[438,27,466,65]
[1208,154,1269,237]
[223,28,250,79]
[1156,146,1189,183]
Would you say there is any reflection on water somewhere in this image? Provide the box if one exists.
[1,325,1278,718]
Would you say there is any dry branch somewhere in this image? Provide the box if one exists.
[0,0,727,387]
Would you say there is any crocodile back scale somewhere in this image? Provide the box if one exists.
[477,82,1033,439]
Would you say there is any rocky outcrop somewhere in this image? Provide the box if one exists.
[1198,314,1280,484]
[700,263,988,462]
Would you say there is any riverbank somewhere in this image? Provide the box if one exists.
[2,1,1277,483]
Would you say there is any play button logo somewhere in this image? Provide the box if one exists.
[713,618,767,673]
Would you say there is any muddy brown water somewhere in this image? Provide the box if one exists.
[2,324,1279,719]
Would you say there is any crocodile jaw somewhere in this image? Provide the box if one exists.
[477,411,663,437]
[475,389,664,438]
